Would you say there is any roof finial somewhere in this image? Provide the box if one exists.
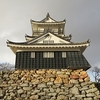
[63,19,66,22]
[87,39,91,43]
[46,13,50,18]
[69,34,72,38]
[6,39,9,43]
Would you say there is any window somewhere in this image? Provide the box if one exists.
[38,28,44,32]
[31,52,35,58]
[43,41,48,44]
[43,52,48,58]
[62,52,66,58]
[49,52,54,58]
[53,29,58,33]
[43,40,54,44]
[43,52,54,58]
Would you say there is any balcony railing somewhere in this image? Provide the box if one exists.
[33,30,63,34]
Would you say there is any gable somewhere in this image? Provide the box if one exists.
[40,13,56,23]
[43,17,55,22]
[28,32,70,44]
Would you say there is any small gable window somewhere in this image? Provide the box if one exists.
[43,40,54,44]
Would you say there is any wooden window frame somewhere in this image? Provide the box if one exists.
[43,52,54,58]
[31,52,35,58]
[62,52,66,58]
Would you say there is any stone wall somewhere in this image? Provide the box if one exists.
[0,69,100,100]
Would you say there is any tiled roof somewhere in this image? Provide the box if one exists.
[30,13,66,24]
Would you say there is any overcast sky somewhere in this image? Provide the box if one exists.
[0,0,100,70]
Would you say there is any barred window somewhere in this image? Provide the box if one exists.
[62,52,66,58]
[49,52,54,58]
[43,40,54,44]
[43,52,54,58]
[43,52,48,58]
[31,52,35,58]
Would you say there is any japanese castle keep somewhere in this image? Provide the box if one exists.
[7,13,91,70]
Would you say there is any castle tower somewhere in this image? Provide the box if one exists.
[7,13,91,70]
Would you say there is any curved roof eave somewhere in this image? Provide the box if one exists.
[30,13,66,24]
[7,44,88,53]
[7,43,89,48]
[30,21,66,25]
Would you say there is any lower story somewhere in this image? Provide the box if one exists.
[15,51,90,70]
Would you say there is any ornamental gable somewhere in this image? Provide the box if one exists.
[28,32,70,44]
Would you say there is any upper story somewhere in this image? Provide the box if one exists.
[7,13,90,54]
[30,13,66,37]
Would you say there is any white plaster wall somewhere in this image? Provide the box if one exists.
[37,33,70,44]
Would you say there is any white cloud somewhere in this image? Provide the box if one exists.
[0,31,12,38]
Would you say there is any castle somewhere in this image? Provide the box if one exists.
[7,13,91,70]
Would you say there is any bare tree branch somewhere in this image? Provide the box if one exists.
[92,67,100,83]
[0,62,14,70]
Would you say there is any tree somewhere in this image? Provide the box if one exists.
[0,62,14,70]
[92,67,100,83]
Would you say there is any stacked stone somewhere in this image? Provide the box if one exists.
[0,69,100,100]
